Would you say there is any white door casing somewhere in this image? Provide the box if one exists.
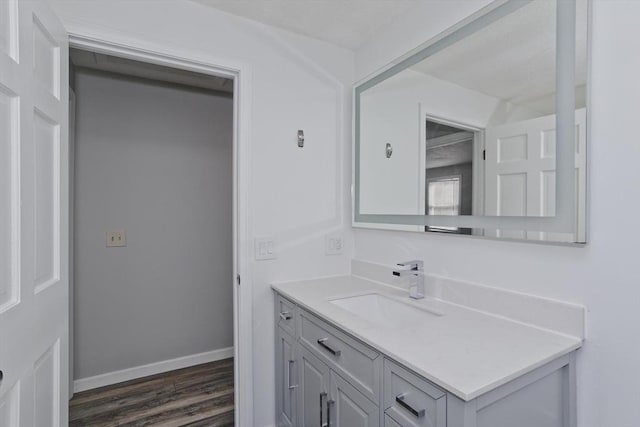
[418,109,484,227]
[0,0,69,425]
[65,32,254,425]
[484,109,586,242]
[0,4,255,425]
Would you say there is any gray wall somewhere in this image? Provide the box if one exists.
[73,69,233,379]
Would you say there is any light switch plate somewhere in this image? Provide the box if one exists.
[255,237,277,260]
[325,233,343,255]
[106,230,126,247]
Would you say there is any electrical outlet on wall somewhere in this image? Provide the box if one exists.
[325,233,343,255]
[255,237,277,260]
[106,230,126,247]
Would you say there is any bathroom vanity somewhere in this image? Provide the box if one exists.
[274,0,589,424]
[273,264,584,427]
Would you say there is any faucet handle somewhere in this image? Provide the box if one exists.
[397,260,423,270]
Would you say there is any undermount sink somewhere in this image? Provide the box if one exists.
[329,293,442,328]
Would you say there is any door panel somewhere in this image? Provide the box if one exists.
[32,16,60,100]
[0,87,18,309]
[33,110,60,292]
[0,0,18,61]
[0,381,20,426]
[385,414,403,427]
[33,340,61,427]
[484,109,586,242]
[330,371,379,427]
[0,1,68,426]
[276,328,297,427]
[299,346,330,427]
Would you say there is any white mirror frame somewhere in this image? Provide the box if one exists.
[352,0,590,243]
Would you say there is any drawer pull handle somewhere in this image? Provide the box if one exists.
[396,394,425,418]
[317,338,342,356]
[279,311,292,321]
[287,360,298,389]
[320,392,328,427]
[327,398,335,427]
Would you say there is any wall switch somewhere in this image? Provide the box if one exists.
[255,237,277,260]
[106,230,126,247]
[325,233,343,255]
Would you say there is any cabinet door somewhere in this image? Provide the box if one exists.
[276,328,297,427]
[385,415,404,427]
[299,346,331,427]
[330,371,380,427]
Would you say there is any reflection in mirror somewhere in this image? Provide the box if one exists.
[423,119,476,235]
[355,0,588,243]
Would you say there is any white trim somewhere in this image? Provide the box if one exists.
[73,347,234,393]
[66,31,253,426]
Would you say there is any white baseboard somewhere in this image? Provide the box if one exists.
[73,347,234,393]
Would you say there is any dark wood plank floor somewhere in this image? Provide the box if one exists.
[70,358,234,427]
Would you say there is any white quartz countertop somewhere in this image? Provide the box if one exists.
[272,275,583,401]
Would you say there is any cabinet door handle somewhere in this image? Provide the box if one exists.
[317,338,342,356]
[396,393,425,418]
[287,359,298,389]
[327,398,335,427]
[279,311,292,321]
[320,392,328,427]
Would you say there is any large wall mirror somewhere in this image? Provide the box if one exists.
[354,0,589,243]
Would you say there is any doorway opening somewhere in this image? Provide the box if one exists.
[68,47,237,426]
[422,117,482,234]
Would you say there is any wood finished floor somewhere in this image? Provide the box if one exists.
[69,358,234,427]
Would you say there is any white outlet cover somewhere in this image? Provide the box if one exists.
[325,233,343,255]
[106,230,126,247]
[255,237,277,260]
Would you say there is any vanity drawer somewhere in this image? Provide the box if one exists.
[275,294,296,336]
[384,359,446,427]
[299,310,382,402]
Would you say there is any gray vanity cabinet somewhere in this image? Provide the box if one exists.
[275,293,380,427]
[276,326,298,427]
[298,346,330,427]
[330,370,380,427]
[297,345,380,427]
[385,415,404,427]
[274,291,577,427]
[384,359,446,427]
[296,322,380,426]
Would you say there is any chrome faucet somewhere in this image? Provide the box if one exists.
[392,260,424,299]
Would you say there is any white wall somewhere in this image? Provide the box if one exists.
[359,69,507,215]
[359,35,546,217]
[51,1,355,424]
[73,69,234,379]
[354,1,640,426]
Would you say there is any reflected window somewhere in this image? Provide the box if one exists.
[427,176,461,216]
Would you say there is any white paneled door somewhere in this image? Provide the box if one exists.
[0,0,69,425]
[484,109,586,242]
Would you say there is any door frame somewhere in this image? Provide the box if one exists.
[66,32,254,426]
[419,111,484,217]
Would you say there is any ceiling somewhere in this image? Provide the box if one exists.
[411,0,588,112]
[190,0,418,49]
[70,49,234,93]
[187,0,589,113]
[426,141,473,169]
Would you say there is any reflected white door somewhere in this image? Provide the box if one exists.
[484,109,586,241]
[0,0,69,425]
